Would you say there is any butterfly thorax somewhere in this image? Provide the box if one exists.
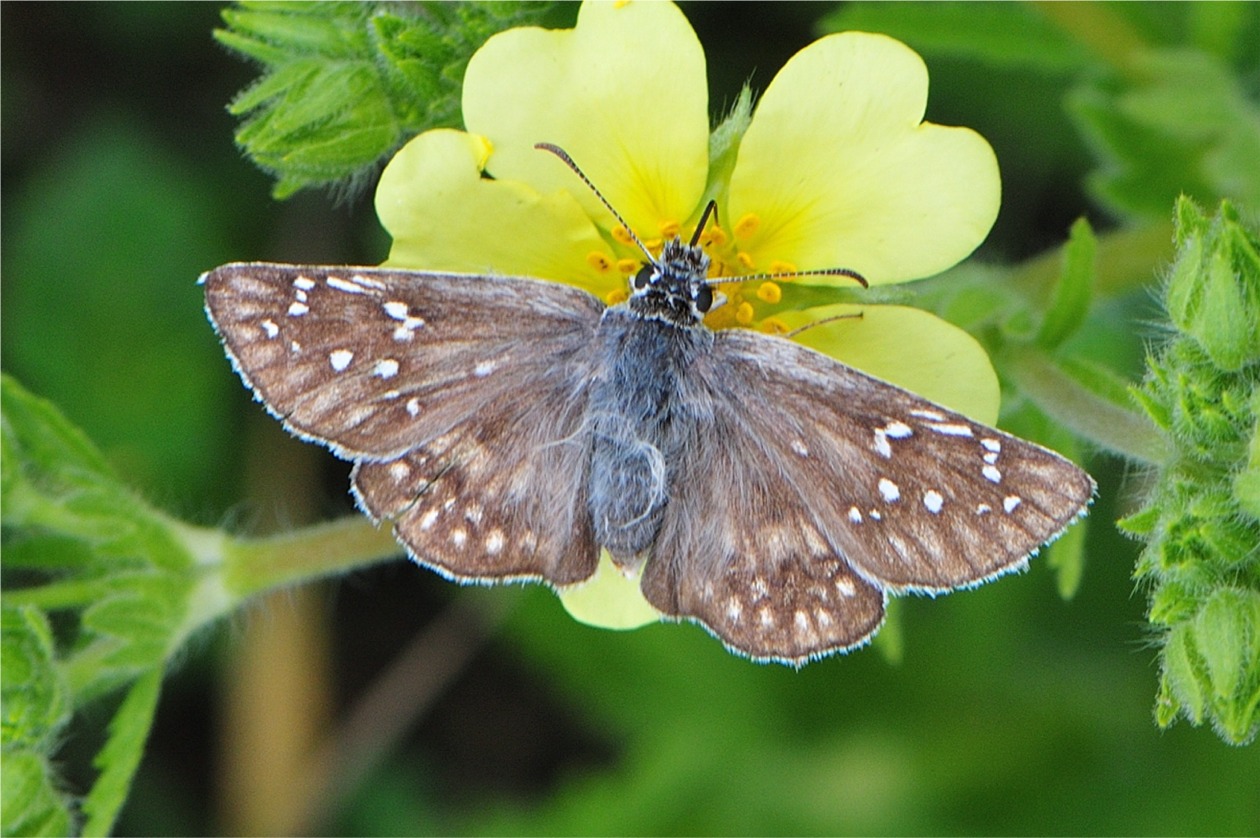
[627,237,713,327]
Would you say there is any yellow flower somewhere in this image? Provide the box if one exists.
[374,1,1002,631]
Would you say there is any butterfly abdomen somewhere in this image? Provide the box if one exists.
[587,308,713,563]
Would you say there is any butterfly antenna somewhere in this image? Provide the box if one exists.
[690,200,719,247]
[535,143,657,264]
[707,266,869,289]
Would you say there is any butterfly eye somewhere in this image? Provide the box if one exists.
[632,265,654,291]
[694,284,713,313]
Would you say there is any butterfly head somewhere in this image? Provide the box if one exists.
[628,237,713,326]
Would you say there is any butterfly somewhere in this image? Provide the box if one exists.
[202,146,1093,665]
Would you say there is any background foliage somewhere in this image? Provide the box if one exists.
[2,2,1259,835]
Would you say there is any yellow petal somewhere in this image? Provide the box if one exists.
[375,129,621,296]
[559,551,662,630]
[462,0,709,236]
[775,304,1000,424]
[728,32,1000,285]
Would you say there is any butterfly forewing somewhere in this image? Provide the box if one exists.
[202,263,603,460]
[640,328,1093,662]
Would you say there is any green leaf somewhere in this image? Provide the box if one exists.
[0,605,70,753]
[1036,217,1097,350]
[80,669,164,838]
[817,2,1093,74]
[1069,49,1260,220]
[0,605,74,838]
[0,749,73,838]
[1,374,197,704]
[216,0,556,198]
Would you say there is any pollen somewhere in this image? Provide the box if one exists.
[769,260,797,275]
[734,213,760,239]
[612,226,635,246]
[737,251,756,270]
[606,287,630,305]
[658,219,681,238]
[756,281,782,303]
[735,301,755,325]
[586,251,614,272]
[617,258,639,274]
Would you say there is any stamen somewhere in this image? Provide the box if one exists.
[734,213,760,239]
[617,258,638,274]
[756,282,782,303]
[762,317,790,335]
[606,288,630,305]
[612,226,635,246]
[735,301,755,325]
[737,251,756,270]
[769,260,797,275]
[658,220,681,238]
[701,225,728,248]
[587,252,613,272]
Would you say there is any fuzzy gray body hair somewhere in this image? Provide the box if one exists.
[587,306,714,562]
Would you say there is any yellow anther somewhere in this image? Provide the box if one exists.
[701,225,728,248]
[587,251,614,273]
[612,226,635,246]
[707,260,728,278]
[645,238,663,253]
[734,213,760,239]
[658,220,681,239]
[737,251,756,270]
[735,301,755,325]
[761,317,790,335]
[756,281,782,303]
[606,287,630,305]
[617,258,639,274]
[768,260,797,276]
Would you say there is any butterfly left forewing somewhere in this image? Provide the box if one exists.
[643,328,1093,663]
[202,263,604,459]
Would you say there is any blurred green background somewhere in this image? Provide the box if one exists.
[3,2,1259,835]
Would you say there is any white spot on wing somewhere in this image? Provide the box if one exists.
[451,529,467,547]
[911,409,945,421]
[293,276,316,290]
[327,276,370,294]
[384,301,409,319]
[884,421,913,438]
[923,490,944,513]
[848,506,863,524]
[983,465,1002,483]
[1003,495,1022,513]
[873,430,892,459]
[329,349,354,371]
[287,301,309,317]
[406,398,420,417]
[976,503,992,515]
[835,578,856,597]
[791,439,810,457]
[981,438,1002,453]
[486,530,505,554]
[419,508,439,531]
[726,598,743,623]
[260,319,279,338]
[374,359,400,379]
[878,478,900,502]
[474,359,496,377]
[388,461,410,481]
[928,422,974,437]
